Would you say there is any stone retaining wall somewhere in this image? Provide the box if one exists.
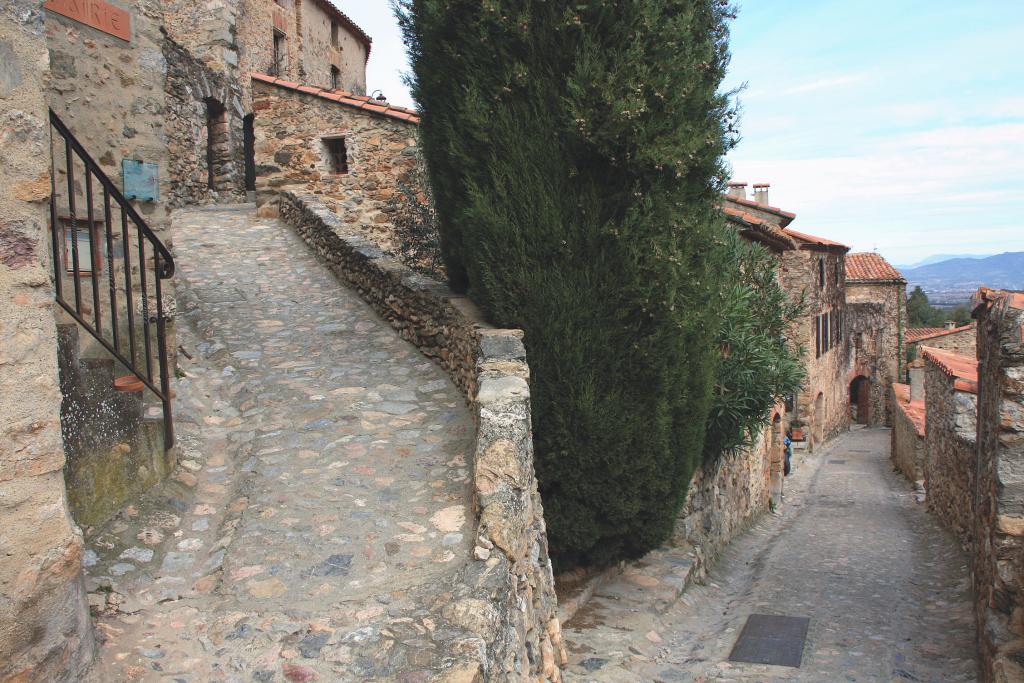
[924,358,977,547]
[277,190,565,681]
[974,293,1024,683]
[891,387,926,485]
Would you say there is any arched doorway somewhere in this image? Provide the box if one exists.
[850,376,871,425]
[813,392,825,447]
[205,98,228,192]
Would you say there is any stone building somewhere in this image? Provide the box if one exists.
[845,252,908,425]
[890,288,1024,682]
[907,322,977,360]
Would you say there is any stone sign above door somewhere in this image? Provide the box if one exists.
[44,0,132,42]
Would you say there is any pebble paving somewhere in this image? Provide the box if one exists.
[564,428,980,682]
[84,206,476,681]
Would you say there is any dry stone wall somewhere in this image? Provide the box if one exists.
[974,294,1024,683]
[891,385,925,485]
[277,190,565,681]
[0,4,93,680]
[924,359,978,547]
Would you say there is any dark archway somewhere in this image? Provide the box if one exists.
[243,114,256,193]
[850,376,871,425]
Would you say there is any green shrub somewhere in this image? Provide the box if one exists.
[397,0,737,569]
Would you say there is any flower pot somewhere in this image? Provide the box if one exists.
[114,375,145,393]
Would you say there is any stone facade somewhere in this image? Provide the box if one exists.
[973,291,1024,683]
[847,262,907,426]
[296,0,368,95]
[909,323,977,360]
[0,4,92,680]
[278,190,565,680]
[252,77,444,276]
[923,348,978,547]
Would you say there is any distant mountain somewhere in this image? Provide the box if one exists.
[902,252,1024,305]
[896,253,991,270]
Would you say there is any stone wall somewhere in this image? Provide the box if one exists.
[0,3,93,680]
[891,383,925,485]
[163,37,247,206]
[973,293,1024,682]
[848,281,906,425]
[277,190,565,681]
[297,0,367,94]
[781,248,850,448]
[252,79,444,276]
[238,0,296,105]
[924,357,977,547]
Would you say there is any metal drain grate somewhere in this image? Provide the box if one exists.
[828,459,847,464]
[728,614,810,668]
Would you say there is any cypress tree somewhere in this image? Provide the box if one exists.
[397,0,737,568]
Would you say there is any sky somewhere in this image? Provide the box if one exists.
[341,1,1023,266]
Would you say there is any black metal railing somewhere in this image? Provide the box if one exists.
[48,109,175,448]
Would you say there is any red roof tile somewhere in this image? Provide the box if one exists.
[783,227,850,252]
[907,324,974,344]
[252,74,421,125]
[846,252,905,283]
[892,383,926,437]
[921,346,978,394]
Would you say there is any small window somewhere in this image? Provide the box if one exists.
[324,137,348,174]
[330,21,339,47]
[835,256,841,286]
[815,315,821,358]
[818,257,826,288]
[330,65,340,91]
[272,30,285,76]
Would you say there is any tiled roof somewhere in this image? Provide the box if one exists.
[975,287,1024,312]
[921,346,978,394]
[315,0,372,58]
[252,73,420,124]
[892,383,925,437]
[722,206,798,251]
[846,252,905,283]
[783,227,850,252]
[723,195,797,227]
[906,324,974,344]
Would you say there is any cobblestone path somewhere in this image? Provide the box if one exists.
[84,207,476,681]
[564,428,979,682]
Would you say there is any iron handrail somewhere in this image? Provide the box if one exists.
[48,108,175,448]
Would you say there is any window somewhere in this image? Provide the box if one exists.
[330,65,340,91]
[272,30,285,76]
[815,315,821,358]
[324,137,348,174]
[818,257,826,288]
[330,20,339,47]
[835,255,841,286]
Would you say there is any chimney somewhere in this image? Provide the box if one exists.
[753,183,770,206]
[909,360,925,403]
[727,181,748,200]
[943,320,957,330]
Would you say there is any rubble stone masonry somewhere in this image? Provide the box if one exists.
[847,279,906,425]
[891,383,926,484]
[0,3,93,680]
[923,354,978,547]
[974,293,1024,682]
[277,191,566,680]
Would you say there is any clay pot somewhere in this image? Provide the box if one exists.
[114,375,145,392]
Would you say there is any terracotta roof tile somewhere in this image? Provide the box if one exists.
[907,323,974,344]
[846,252,905,283]
[921,346,978,394]
[783,227,850,252]
[252,74,421,125]
[892,383,926,437]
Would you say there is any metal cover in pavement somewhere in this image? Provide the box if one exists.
[728,614,810,668]
[828,459,847,464]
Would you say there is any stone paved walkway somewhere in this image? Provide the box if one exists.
[564,427,980,682]
[83,206,476,681]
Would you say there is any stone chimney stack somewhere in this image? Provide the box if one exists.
[727,181,748,200]
[910,360,925,402]
[753,183,770,206]
[944,320,957,330]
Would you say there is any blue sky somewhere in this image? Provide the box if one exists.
[342,1,1023,265]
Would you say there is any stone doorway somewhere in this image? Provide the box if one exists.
[243,114,256,195]
[850,376,871,425]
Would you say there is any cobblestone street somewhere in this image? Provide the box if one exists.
[564,428,980,682]
[84,207,477,681]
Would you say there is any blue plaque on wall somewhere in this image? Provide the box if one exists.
[122,159,159,202]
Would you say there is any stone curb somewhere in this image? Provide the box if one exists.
[277,191,566,682]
